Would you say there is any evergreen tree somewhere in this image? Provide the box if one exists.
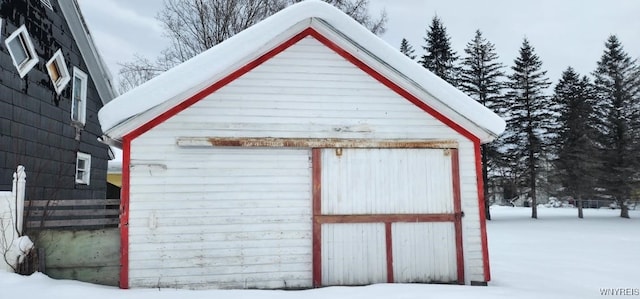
[552,67,599,218]
[504,38,553,219]
[459,29,505,220]
[419,16,459,86]
[399,38,416,60]
[592,35,640,219]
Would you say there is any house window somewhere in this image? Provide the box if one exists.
[46,50,71,94]
[76,152,91,185]
[5,25,39,78]
[71,67,88,125]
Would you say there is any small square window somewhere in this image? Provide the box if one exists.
[76,152,91,185]
[5,25,39,78]
[71,67,88,125]
[46,50,71,94]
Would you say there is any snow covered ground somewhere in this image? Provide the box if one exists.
[1,207,638,299]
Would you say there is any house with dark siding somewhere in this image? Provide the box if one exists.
[0,0,116,204]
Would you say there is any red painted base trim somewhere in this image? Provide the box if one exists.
[311,149,322,287]
[119,138,131,289]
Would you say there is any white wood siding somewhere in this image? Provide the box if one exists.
[321,148,453,215]
[392,222,457,283]
[128,148,312,289]
[129,35,485,286]
[321,223,387,285]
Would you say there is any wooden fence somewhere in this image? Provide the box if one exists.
[24,198,120,231]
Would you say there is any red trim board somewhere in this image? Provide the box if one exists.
[312,149,322,287]
[475,142,491,282]
[119,138,131,289]
[451,149,466,284]
[385,222,394,283]
[119,27,490,287]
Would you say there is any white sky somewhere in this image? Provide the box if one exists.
[77,0,640,87]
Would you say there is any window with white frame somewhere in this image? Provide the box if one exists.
[5,25,39,78]
[76,152,91,185]
[71,67,88,125]
[46,49,71,94]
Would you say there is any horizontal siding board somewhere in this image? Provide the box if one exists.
[130,240,310,255]
[131,214,311,227]
[128,223,310,236]
[129,273,311,290]
[129,230,310,244]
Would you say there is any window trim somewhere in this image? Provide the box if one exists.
[75,152,91,185]
[46,49,71,94]
[5,25,39,78]
[71,67,88,125]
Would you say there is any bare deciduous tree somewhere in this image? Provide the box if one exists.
[118,0,387,93]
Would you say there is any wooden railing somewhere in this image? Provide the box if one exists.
[24,198,120,230]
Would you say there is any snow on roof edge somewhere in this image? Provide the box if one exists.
[98,0,505,142]
[313,18,505,142]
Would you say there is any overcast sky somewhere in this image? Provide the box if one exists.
[77,0,640,90]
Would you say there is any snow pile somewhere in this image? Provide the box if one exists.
[1,207,637,298]
[1,236,33,273]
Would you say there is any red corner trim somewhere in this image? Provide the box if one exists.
[119,137,131,289]
[474,142,491,282]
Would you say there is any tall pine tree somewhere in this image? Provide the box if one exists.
[592,35,640,218]
[419,16,459,86]
[399,38,416,60]
[504,38,553,219]
[459,29,505,220]
[552,67,599,218]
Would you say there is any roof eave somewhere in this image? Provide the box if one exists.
[59,0,119,105]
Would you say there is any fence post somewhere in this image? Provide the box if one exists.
[13,166,26,235]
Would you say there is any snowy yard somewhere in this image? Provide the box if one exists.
[1,207,638,299]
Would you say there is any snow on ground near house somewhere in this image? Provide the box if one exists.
[1,207,638,299]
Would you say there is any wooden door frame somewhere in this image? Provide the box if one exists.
[311,148,465,287]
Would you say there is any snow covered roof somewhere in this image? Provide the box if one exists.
[98,0,505,144]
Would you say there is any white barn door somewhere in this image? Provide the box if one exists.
[315,148,463,286]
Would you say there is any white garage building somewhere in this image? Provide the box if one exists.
[98,0,505,290]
